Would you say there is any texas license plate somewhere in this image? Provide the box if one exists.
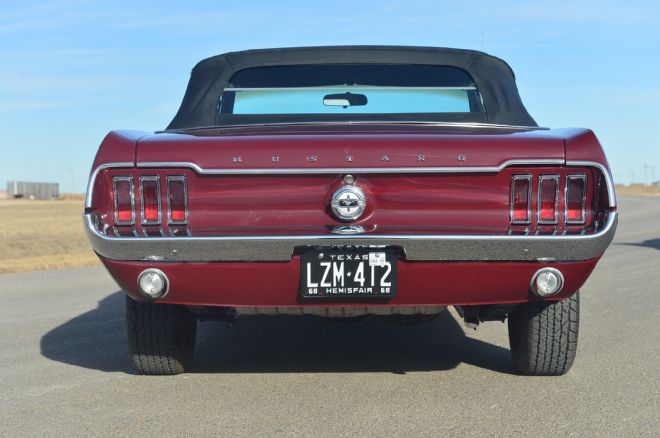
[300,249,397,298]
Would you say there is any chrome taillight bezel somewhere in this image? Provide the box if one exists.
[112,176,135,226]
[139,175,162,226]
[510,174,532,225]
[565,174,587,224]
[166,175,189,225]
[537,174,560,225]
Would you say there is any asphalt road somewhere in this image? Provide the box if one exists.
[1,196,658,437]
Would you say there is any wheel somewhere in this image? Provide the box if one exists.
[126,296,197,375]
[508,293,579,376]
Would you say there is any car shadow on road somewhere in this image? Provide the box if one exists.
[617,238,660,251]
[40,291,132,373]
[40,291,516,375]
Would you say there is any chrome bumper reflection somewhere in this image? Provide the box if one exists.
[84,212,617,263]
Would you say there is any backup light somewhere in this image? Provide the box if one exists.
[137,269,169,299]
[531,267,564,297]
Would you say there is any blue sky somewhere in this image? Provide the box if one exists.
[1,0,659,192]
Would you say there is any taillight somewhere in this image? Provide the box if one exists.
[510,173,590,230]
[140,176,161,225]
[167,176,188,225]
[112,176,135,225]
[538,175,559,224]
[510,175,531,224]
[565,175,587,224]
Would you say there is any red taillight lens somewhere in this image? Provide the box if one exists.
[167,176,188,224]
[511,175,531,224]
[140,176,161,225]
[112,176,135,225]
[538,175,559,224]
[565,175,587,224]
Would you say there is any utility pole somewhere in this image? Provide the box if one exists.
[652,166,656,184]
[644,163,649,185]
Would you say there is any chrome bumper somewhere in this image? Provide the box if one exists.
[84,212,617,263]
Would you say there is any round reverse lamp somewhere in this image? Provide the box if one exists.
[531,268,564,297]
[137,269,169,299]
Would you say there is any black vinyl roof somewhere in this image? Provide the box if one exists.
[167,46,537,129]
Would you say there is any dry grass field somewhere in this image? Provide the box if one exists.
[0,199,99,274]
[615,184,660,196]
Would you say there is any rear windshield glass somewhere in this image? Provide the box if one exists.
[219,64,485,116]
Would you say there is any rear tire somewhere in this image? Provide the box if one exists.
[508,293,579,376]
[126,296,197,375]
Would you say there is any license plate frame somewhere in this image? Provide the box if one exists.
[299,249,398,299]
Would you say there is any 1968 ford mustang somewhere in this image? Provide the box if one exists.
[85,46,617,375]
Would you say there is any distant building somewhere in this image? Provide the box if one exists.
[6,181,59,200]
[652,180,660,187]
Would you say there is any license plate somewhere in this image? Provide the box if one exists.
[300,249,397,298]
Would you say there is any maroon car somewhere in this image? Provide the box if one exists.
[85,46,617,375]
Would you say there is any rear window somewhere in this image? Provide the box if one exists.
[219,64,485,116]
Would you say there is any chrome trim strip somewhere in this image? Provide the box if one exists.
[223,86,479,91]
[162,121,550,132]
[566,160,616,207]
[136,159,566,175]
[85,162,134,209]
[510,174,532,225]
[537,174,560,225]
[86,160,616,208]
[84,211,618,262]
[86,159,567,210]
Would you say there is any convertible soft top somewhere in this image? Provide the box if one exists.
[167,46,537,129]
